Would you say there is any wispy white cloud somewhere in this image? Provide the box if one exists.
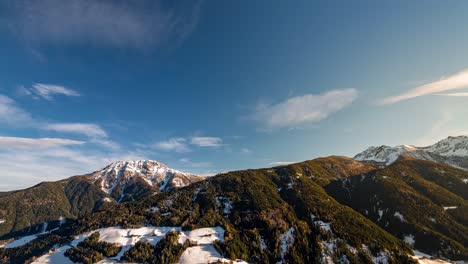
[42,123,107,138]
[20,83,80,100]
[42,123,121,149]
[190,136,223,147]
[241,148,251,153]
[381,68,468,104]
[0,136,84,149]
[153,138,190,153]
[4,0,202,50]
[251,89,358,129]
[153,136,225,152]
[0,95,33,124]
[437,92,468,97]
[0,94,118,150]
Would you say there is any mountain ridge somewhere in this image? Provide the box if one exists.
[0,156,419,264]
[0,159,202,239]
[0,137,467,263]
[354,135,468,170]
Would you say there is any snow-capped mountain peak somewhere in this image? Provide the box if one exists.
[91,160,202,201]
[424,135,468,157]
[354,145,408,165]
[354,136,468,169]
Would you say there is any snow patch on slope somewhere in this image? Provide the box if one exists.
[1,217,66,249]
[404,234,415,246]
[2,234,39,248]
[278,227,295,263]
[394,212,405,222]
[216,196,234,215]
[443,206,457,210]
[32,245,72,264]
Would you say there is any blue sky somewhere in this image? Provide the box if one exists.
[1,0,468,190]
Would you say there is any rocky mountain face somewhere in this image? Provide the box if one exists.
[0,160,202,239]
[90,160,203,202]
[354,136,468,170]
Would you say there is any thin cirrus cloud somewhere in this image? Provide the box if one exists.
[0,136,84,149]
[42,122,120,149]
[3,0,202,50]
[0,95,32,124]
[19,83,80,100]
[42,123,108,138]
[381,68,468,104]
[153,138,191,153]
[437,92,468,97]
[0,93,118,149]
[190,137,223,147]
[251,88,358,129]
[153,136,224,152]
[39,122,123,150]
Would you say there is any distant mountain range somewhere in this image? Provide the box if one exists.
[355,135,468,170]
[0,136,466,263]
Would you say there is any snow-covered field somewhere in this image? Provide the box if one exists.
[33,245,73,264]
[1,219,67,249]
[30,226,247,264]
[1,234,39,248]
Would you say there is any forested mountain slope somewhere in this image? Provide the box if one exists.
[0,160,202,240]
[1,157,417,263]
[326,159,468,260]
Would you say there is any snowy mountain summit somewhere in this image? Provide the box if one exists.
[425,135,468,156]
[354,136,468,170]
[91,160,203,202]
